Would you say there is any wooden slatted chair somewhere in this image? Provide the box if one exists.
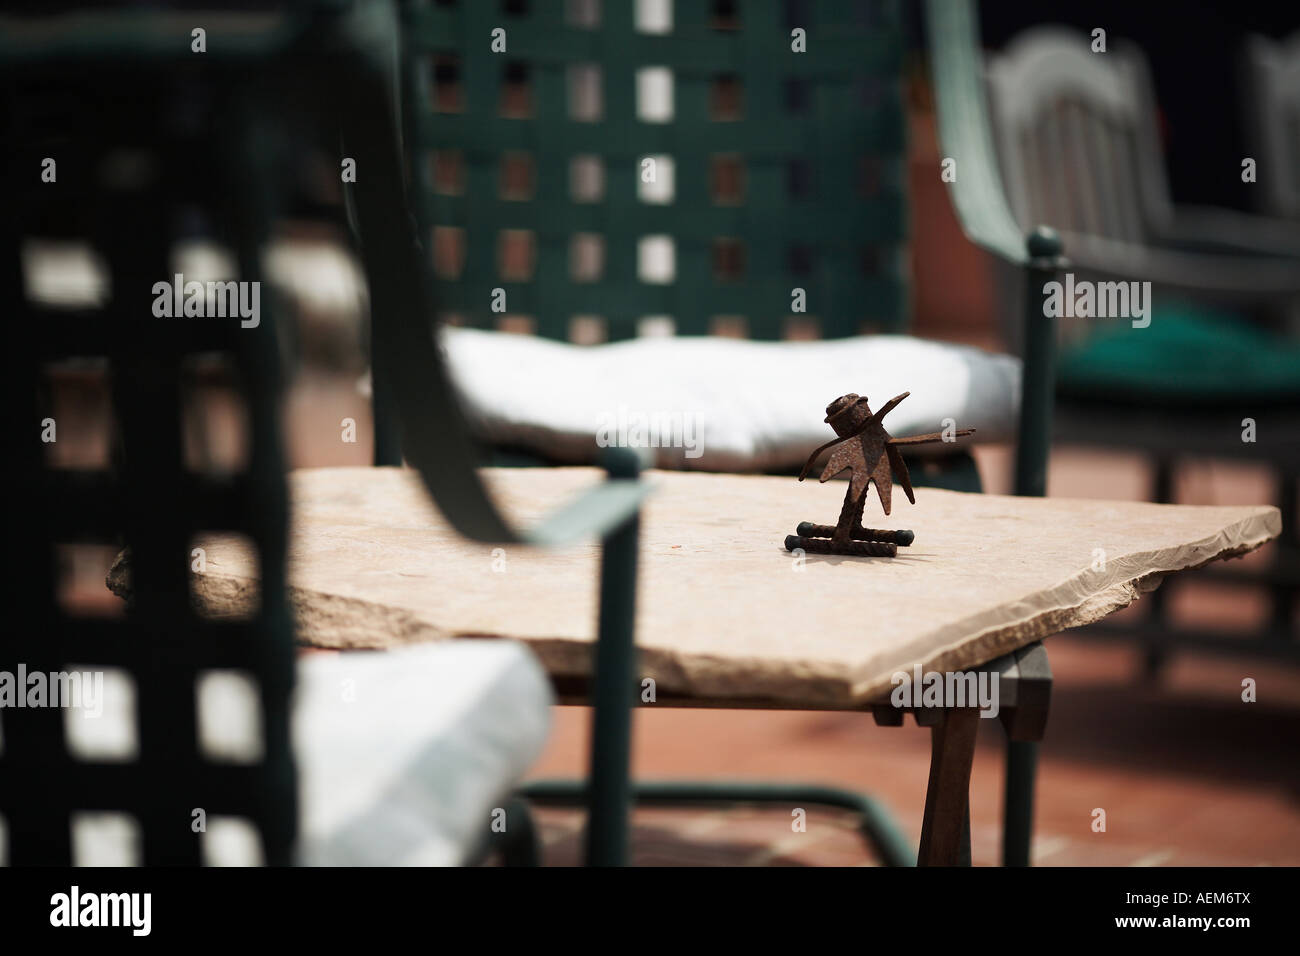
[986,27,1300,297]
[1246,32,1300,220]
[980,20,1300,673]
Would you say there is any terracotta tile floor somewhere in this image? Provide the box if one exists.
[525,631,1300,865]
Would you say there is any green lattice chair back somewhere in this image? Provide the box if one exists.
[0,9,324,866]
[401,0,908,341]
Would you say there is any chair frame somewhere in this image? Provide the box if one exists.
[380,0,1064,867]
[979,14,1300,675]
[1,7,317,865]
[984,25,1300,301]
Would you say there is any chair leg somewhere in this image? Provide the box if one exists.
[583,449,642,866]
[1002,739,1038,866]
[1274,471,1297,634]
[1141,457,1176,679]
[474,796,541,866]
[370,356,402,467]
[906,450,983,494]
[1012,228,1061,501]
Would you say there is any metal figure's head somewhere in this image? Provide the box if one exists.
[824,394,873,437]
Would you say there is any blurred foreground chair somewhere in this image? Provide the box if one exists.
[0,1,633,866]
[1,4,306,864]
[980,21,1300,671]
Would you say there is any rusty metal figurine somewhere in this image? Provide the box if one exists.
[785,392,974,557]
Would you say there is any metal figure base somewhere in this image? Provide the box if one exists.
[785,522,915,558]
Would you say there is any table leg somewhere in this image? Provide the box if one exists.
[1002,740,1038,866]
[1142,457,1176,679]
[998,642,1052,866]
[917,706,979,866]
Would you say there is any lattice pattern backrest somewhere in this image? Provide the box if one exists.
[1,51,297,866]
[403,0,908,341]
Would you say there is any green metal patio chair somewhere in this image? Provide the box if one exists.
[1,5,312,865]
[1,0,647,868]
[389,0,992,490]
[371,0,1064,865]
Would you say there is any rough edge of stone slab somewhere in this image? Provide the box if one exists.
[105,506,1279,708]
[843,516,1278,705]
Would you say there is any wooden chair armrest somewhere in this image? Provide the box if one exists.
[1158,206,1300,260]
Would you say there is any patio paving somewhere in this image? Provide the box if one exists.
[523,630,1300,866]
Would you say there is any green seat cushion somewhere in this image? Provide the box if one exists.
[1057,303,1300,407]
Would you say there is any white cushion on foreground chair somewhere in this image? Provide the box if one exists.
[56,640,551,866]
[439,327,1021,471]
[294,640,553,866]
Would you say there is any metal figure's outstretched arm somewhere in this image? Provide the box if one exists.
[888,427,976,447]
[870,391,911,424]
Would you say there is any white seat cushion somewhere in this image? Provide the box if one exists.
[48,639,552,866]
[294,640,553,866]
[440,328,1021,472]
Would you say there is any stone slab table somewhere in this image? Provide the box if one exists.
[174,466,1280,865]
